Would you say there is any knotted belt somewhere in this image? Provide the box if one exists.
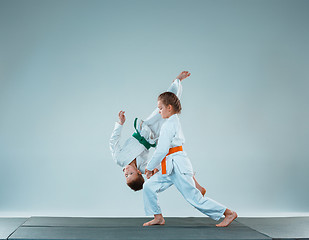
[161,146,183,174]
[132,118,157,150]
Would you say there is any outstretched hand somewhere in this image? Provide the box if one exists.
[176,71,191,81]
[118,110,126,125]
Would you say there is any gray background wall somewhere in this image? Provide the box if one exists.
[0,0,308,217]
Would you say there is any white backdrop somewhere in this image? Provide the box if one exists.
[1,0,309,217]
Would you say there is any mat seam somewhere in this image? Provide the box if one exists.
[235,219,272,239]
[6,218,29,240]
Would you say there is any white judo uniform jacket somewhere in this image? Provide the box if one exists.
[143,114,227,220]
[146,114,193,175]
[109,79,183,174]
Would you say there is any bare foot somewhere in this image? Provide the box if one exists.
[216,210,237,227]
[193,176,206,196]
[143,218,165,226]
[143,215,165,226]
[201,187,206,196]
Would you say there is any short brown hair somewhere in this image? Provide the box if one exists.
[127,173,144,191]
[158,92,182,114]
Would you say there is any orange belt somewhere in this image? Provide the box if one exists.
[161,146,183,174]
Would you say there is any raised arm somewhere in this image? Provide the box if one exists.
[143,71,190,139]
[168,71,191,98]
[109,111,126,160]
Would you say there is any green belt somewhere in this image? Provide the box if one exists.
[132,118,156,150]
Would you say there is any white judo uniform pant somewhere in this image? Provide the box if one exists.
[143,162,227,221]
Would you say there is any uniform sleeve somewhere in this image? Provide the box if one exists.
[167,78,182,99]
[146,121,175,171]
[109,122,123,158]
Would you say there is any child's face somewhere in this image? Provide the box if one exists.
[123,165,141,184]
[158,100,173,119]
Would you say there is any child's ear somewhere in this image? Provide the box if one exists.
[168,104,173,112]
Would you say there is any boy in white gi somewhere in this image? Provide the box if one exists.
[143,90,238,227]
[110,72,206,194]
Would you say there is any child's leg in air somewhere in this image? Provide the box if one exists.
[193,175,206,196]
